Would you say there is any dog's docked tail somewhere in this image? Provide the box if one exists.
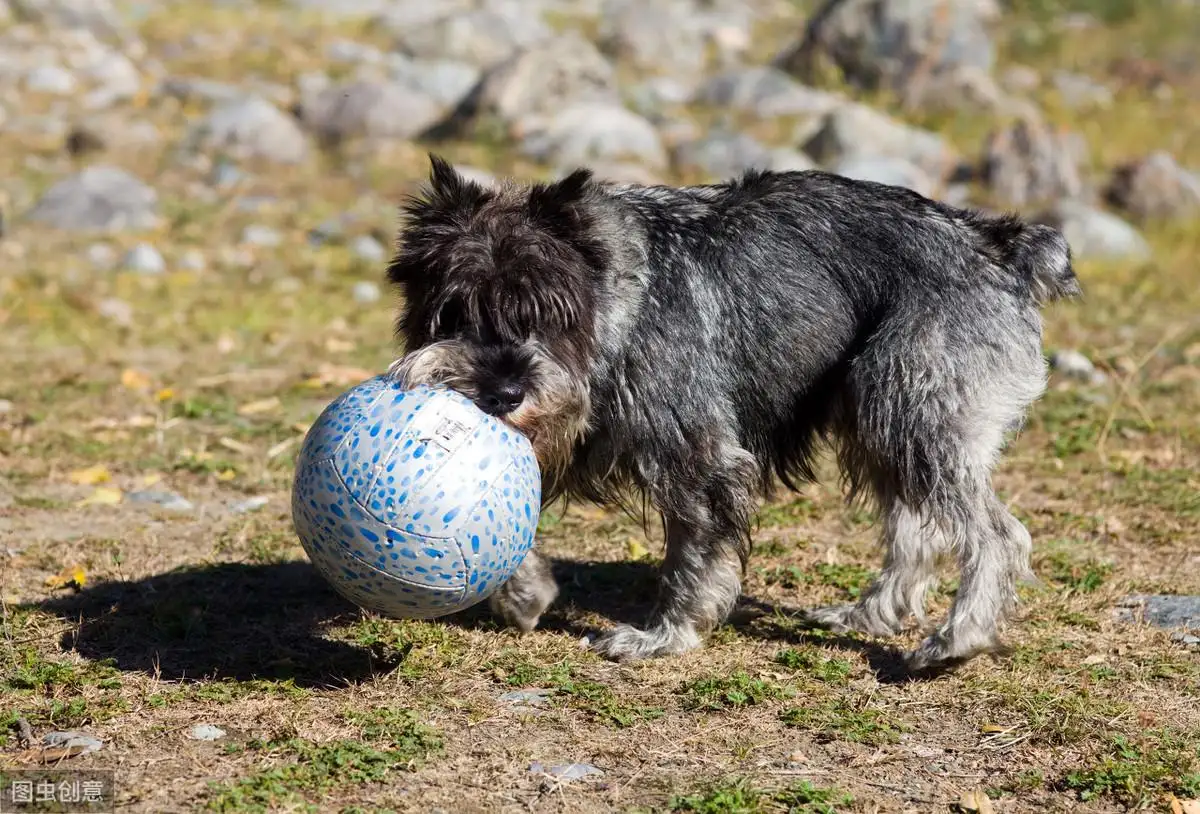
[982,215,1081,305]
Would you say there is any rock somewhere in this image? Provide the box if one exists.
[777,0,1000,103]
[298,80,443,143]
[1052,71,1113,109]
[627,77,695,115]
[1034,201,1151,263]
[393,6,550,67]
[8,0,128,41]
[127,489,194,513]
[519,102,667,171]
[86,243,116,269]
[350,235,386,263]
[192,96,308,164]
[1000,64,1042,93]
[187,724,227,741]
[43,731,103,756]
[79,49,142,104]
[1115,594,1200,633]
[599,0,750,76]
[352,280,382,304]
[981,115,1087,207]
[122,242,165,275]
[389,57,481,108]
[1105,151,1200,221]
[529,761,604,781]
[96,297,133,326]
[803,103,959,179]
[288,0,392,15]
[448,34,616,133]
[500,688,554,707]
[27,166,159,233]
[567,161,661,185]
[67,116,160,156]
[325,38,385,64]
[230,496,269,514]
[157,76,248,105]
[241,225,281,247]
[767,148,818,173]
[180,249,206,271]
[692,67,843,118]
[455,165,497,187]
[0,399,12,414]
[674,131,774,180]
[1050,349,1107,385]
[905,64,1031,116]
[831,155,937,197]
[25,64,77,95]
[209,160,244,189]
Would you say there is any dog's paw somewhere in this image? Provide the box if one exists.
[588,623,702,662]
[904,632,1003,677]
[489,574,559,634]
[800,603,904,637]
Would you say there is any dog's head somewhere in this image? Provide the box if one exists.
[387,156,610,480]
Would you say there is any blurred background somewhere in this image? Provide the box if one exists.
[1,1,1199,811]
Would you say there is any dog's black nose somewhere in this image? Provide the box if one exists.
[477,382,525,417]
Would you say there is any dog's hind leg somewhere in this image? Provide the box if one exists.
[590,441,758,661]
[489,550,559,632]
[804,498,945,636]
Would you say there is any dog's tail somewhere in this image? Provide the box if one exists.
[988,217,1081,305]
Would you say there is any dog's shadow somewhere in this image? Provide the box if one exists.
[31,559,922,687]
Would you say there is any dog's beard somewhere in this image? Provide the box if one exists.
[388,339,590,491]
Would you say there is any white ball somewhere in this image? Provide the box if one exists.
[291,376,542,619]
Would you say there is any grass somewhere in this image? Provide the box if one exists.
[1,0,1199,811]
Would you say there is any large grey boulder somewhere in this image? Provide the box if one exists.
[27,166,159,233]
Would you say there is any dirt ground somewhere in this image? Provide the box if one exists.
[2,1,1200,812]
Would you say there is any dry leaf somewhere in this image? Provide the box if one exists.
[120,368,152,390]
[291,422,312,435]
[237,396,281,416]
[324,337,356,354]
[68,465,110,485]
[140,473,164,487]
[302,364,374,389]
[216,469,237,482]
[126,415,156,428]
[45,565,87,590]
[267,437,298,459]
[957,789,995,814]
[77,486,122,507]
[155,388,175,402]
[626,538,650,561]
[1172,795,1200,814]
[979,723,1008,734]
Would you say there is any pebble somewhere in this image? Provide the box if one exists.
[43,731,103,755]
[241,225,282,247]
[122,242,165,275]
[25,64,77,95]
[179,248,206,272]
[210,161,244,190]
[96,297,133,326]
[350,234,386,263]
[499,689,554,707]
[529,761,604,781]
[87,242,117,269]
[230,496,269,514]
[188,724,227,741]
[0,399,12,414]
[352,280,382,304]
[127,489,194,513]
[1050,349,1107,385]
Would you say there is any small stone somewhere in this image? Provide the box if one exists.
[25,64,77,95]
[1050,349,1106,385]
[210,161,245,190]
[352,280,382,304]
[43,731,103,755]
[529,761,604,781]
[0,399,13,414]
[230,496,269,514]
[180,249,206,271]
[122,242,165,275]
[127,489,194,513]
[87,243,116,269]
[1173,633,1200,647]
[241,225,281,247]
[1052,71,1113,109]
[192,96,309,165]
[188,724,226,741]
[96,297,133,326]
[1116,594,1200,632]
[350,235,386,263]
[500,689,553,707]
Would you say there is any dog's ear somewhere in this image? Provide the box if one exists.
[407,154,493,222]
[527,169,594,235]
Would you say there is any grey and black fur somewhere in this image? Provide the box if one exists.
[387,155,1080,673]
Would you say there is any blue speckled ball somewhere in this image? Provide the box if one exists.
[291,376,542,619]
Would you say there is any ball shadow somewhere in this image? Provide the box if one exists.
[32,562,399,687]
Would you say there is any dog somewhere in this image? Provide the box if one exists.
[385,155,1080,673]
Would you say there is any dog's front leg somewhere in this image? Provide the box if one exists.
[590,514,745,661]
[489,550,559,632]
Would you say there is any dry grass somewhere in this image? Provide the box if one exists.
[3,2,1200,812]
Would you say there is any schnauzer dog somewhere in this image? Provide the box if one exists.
[386,155,1079,673]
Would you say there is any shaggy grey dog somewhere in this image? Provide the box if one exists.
[386,155,1080,673]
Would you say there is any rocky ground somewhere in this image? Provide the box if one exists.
[2,0,1200,811]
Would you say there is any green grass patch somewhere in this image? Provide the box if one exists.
[681,672,795,711]
[669,777,852,814]
[1062,732,1200,807]
[487,652,663,727]
[773,648,853,684]
[780,698,905,746]
[812,563,873,600]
